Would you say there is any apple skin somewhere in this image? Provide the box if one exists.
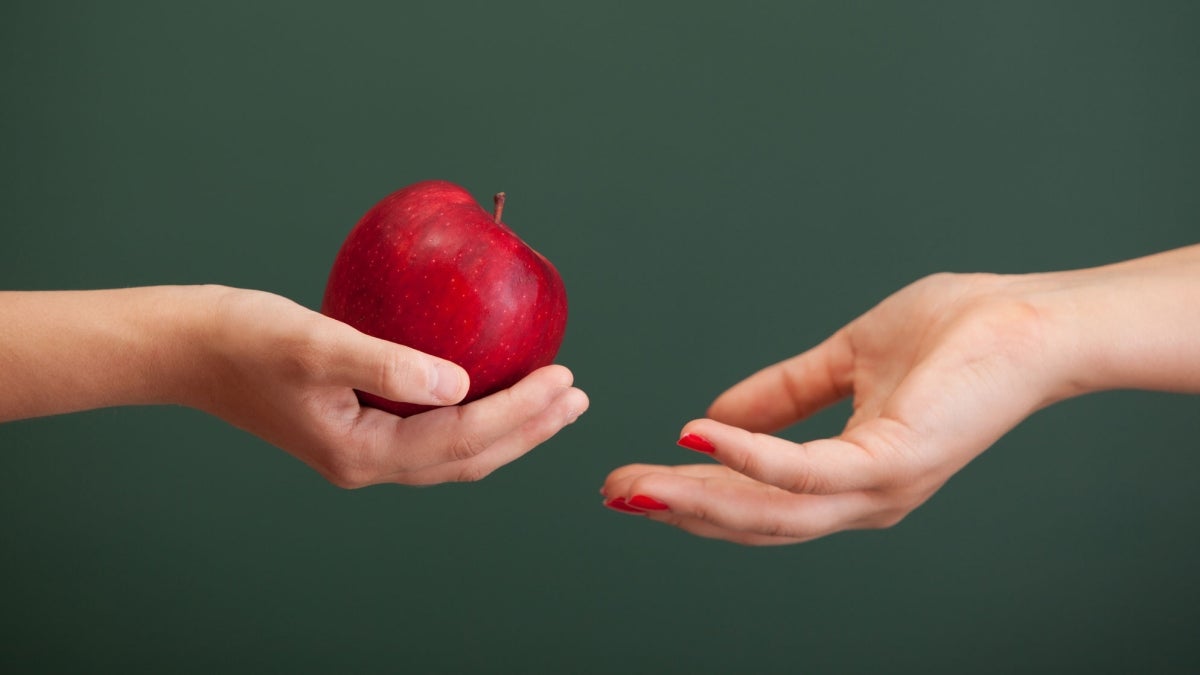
[320,180,568,417]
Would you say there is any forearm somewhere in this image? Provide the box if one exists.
[0,286,217,422]
[1032,243,1200,396]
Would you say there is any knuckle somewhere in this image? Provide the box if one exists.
[860,488,920,530]
[853,421,924,491]
[448,427,489,458]
[319,452,376,490]
[866,455,917,493]
[866,507,909,530]
[657,514,691,530]
[325,466,373,490]
[754,518,791,539]
[784,469,827,495]
[726,439,763,478]
[540,390,585,435]
[686,501,711,523]
[520,402,565,442]
[914,271,959,293]
[379,347,423,398]
[455,462,494,483]
[279,320,333,382]
[779,443,831,494]
[759,490,808,538]
[447,417,490,461]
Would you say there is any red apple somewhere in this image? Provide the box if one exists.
[321,180,568,417]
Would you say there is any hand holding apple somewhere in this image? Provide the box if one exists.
[198,288,587,487]
[0,171,584,489]
[321,180,568,417]
[0,285,588,487]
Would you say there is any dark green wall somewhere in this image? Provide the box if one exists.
[2,1,1197,672]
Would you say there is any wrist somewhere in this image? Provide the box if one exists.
[150,284,234,411]
[1019,246,1200,397]
[1012,269,1105,402]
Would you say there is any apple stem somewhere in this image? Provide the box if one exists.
[493,193,506,223]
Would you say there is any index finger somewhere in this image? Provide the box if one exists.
[674,416,911,495]
[707,329,855,433]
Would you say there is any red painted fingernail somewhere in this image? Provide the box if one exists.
[678,433,716,454]
[628,495,669,511]
[604,497,646,515]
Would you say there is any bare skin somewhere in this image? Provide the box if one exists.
[602,244,1200,545]
[0,286,589,487]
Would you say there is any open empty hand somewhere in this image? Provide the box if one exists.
[602,244,1200,544]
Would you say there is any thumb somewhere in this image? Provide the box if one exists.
[321,322,469,406]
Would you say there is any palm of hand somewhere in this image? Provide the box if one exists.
[604,273,1056,545]
[194,289,587,488]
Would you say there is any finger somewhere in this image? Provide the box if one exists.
[351,365,576,477]
[394,386,589,485]
[602,463,757,499]
[707,329,855,433]
[602,465,851,543]
[674,417,910,495]
[319,320,469,406]
[601,485,803,545]
[601,465,787,542]
[608,470,878,541]
[643,514,805,546]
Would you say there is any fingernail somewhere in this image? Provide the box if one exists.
[678,433,716,454]
[431,362,466,403]
[628,495,669,511]
[604,497,646,515]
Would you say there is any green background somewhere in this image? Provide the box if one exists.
[2,1,1198,672]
